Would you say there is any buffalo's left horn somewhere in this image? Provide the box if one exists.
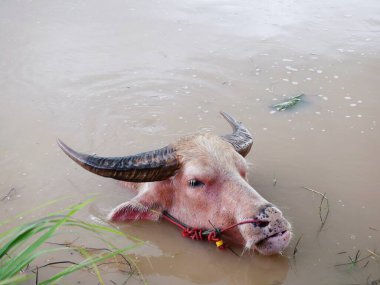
[220,111,253,157]
[57,139,180,182]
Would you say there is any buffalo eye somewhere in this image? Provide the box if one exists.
[188,179,205,188]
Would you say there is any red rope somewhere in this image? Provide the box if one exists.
[220,219,262,233]
[161,211,262,250]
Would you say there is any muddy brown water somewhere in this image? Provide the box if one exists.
[1,0,379,284]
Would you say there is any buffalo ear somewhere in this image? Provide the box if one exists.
[107,201,161,222]
[107,189,165,222]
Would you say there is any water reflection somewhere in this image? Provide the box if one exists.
[120,222,289,285]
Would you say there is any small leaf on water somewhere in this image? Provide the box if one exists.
[272,94,304,111]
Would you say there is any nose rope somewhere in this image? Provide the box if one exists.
[161,211,263,250]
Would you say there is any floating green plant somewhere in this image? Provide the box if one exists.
[272,94,304,111]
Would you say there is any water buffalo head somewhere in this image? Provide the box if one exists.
[58,112,291,255]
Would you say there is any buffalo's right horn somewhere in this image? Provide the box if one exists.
[220,111,253,157]
[57,139,180,183]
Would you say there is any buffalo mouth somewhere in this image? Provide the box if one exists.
[255,230,288,246]
[254,230,291,255]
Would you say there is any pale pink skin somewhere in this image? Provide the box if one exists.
[108,133,292,255]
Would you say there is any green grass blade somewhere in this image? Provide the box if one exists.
[0,197,144,284]
[0,196,75,227]
[0,199,94,279]
[0,217,64,258]
[77,247,105,285]
[63,218,144,243]
[39,243,143,285]
[0,247,67,279]
[0,273,33,285]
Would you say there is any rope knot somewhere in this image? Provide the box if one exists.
[207,230,219,241]
[182,228,204,240]
[161,211,261,251]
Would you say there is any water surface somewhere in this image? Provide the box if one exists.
[0,0,379,284]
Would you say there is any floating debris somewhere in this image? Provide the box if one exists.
[301,186,329,228]
[334,249,378,267]
[367,249,380,258]
[272,94,304,111]
[293,234,303,257]
[273,173,277,186]
[0,187,16,202]
[285,66,298,72]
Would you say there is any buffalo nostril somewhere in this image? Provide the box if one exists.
[255,221,269,228]
[258,221,269,228]
[258,204,274,215]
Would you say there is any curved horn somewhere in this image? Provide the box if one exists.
[220,111,253,157]
[57,139,180,182]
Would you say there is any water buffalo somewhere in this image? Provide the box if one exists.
[58,112,291,255]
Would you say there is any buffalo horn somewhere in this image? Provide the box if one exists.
[220,111,253,157]
[57,139,180,182]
